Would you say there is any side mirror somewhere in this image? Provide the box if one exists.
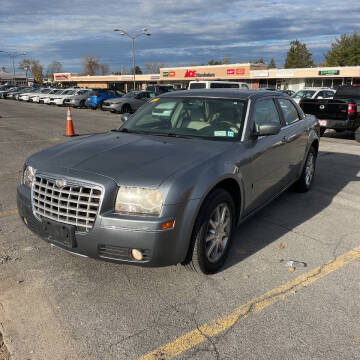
[253,123,281,137]
[121,113,131,122]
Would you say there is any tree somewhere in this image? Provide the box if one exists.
[19,58,43,82]
[268,58,277,68]
[99,63,110,75]
[324,32,360,66]
[132,65,142,74]
[19,58,32,73]
[30,60,43,82]
[82,55,100,75]
[254,57,265,64]
[144,62,167,74]
[284,40,314,68]
[46,60,63,77]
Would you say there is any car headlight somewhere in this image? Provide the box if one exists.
[115,187,163,216]
[23,165,36,188]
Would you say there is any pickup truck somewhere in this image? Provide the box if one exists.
[299,85,360,140]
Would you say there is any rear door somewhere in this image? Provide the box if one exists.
[277,98,308,179]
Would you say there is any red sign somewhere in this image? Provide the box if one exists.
[169,71,175,77]
[55,74,69,80]
[226,68,245,76]
[184,70,197,77]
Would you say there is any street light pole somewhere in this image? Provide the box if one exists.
[113,28,151,90]
[0,51,27,85]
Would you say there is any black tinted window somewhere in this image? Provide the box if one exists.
[254,99,281,127]
[278,99,299,125]
[189,83,206,89]
[210,83,239,88]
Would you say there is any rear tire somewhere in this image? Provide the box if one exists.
[295,146,317,193]
[183,189,235,274]
[121,104,132,114]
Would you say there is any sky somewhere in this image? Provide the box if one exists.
[0,0,359,74]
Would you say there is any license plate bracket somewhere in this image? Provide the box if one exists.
[42,219,76,248]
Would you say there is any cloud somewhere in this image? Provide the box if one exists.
[0,0,359,72]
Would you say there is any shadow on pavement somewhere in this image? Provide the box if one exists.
[223,150,360,271]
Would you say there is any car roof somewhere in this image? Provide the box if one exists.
[160,89,285,100]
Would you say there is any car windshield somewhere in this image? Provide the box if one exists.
[122,91,139,98]
[120,97,247,141]
[52,90,63,94]
[293,90,316,99]
[40,89,52,94]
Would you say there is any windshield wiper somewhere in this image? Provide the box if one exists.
[149,132,193,139]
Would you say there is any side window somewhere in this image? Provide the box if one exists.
[316,91,326,99]
[254,99,281,128]
[278,99,299,125]
[326,91,334,98]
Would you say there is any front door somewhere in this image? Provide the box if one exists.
[241,97,291,214]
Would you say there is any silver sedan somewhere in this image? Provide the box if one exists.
[101,91,156,113]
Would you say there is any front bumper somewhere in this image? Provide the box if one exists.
[17,183,197,267]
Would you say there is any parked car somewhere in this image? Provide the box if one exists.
[188,81,249,90]
[12,87,34,100]
[0,86,17,99]
[63,89,94,108]
[85,89,122,109]
[29,88,53,102]
[292,88,335,104]
[101,90,156,113]
[299,85,360,139]
[18,88,41,101]
[42,89,65,104]
[145,84,175,95]
[17,89,319,274]
[52,89,85,106]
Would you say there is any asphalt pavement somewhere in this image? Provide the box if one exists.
[0,99,360,360]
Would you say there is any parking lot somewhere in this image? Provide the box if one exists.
[1,99,360,360]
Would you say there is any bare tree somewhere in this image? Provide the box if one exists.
[99,63,110,75]
[46,60,63,77]
[82,55,100,75]
[144,62,167,74]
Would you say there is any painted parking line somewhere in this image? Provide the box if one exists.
[140,246,360,360]
[0,209,18,218]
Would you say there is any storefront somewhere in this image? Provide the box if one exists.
[54,64,360,92]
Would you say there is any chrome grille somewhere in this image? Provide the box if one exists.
[32,175,103,231]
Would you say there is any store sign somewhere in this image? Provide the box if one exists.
[163,71,175,77]
[54,74,69,80]
[150,75,160,80]
[319,70,340,76]
[184,70,215,78]
[227,68,246,75]
[251,71,269,77]
[276,71,294,77]
[163,72,169,77]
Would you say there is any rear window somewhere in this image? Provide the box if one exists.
[189,83,206,89]
[210,83,240,88]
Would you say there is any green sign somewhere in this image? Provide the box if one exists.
[163,72,169,77]
[318,70,339,76]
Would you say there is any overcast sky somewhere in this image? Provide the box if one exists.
[0,0,359,73]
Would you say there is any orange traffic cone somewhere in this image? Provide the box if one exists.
[65,107,77,136]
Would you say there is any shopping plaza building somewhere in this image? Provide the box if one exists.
[53,63,360,91]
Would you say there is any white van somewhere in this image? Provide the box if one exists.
[188,81,249,90]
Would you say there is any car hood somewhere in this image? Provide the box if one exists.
[105,97,129,104]
[28,132,232,188]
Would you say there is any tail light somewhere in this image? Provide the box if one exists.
[348,103,355,115]
[94,94,99,97]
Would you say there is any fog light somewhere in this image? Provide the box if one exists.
[160,219,175,230]
[131,249,143,261]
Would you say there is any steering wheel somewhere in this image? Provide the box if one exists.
[212,120,240,132]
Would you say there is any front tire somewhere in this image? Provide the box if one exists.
[121,104,132,114]
[184,189,235,274]
[295,146,317,192]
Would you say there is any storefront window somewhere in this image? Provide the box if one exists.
[305,79,313,87]
[333,78,343,88]
[322,79,332,88]
[259,79,268,88]
[313,79,322,87]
